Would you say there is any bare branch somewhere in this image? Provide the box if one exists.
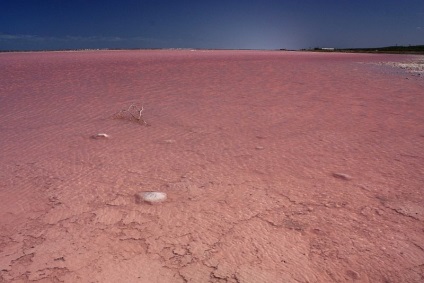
[113,103,149,126]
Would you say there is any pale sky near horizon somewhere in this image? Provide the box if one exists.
[1,0,423,51]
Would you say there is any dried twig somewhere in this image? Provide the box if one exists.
[114,104,148,125]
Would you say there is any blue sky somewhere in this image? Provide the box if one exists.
[1,0,423,50]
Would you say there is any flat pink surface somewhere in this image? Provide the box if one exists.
[0,50,423,282]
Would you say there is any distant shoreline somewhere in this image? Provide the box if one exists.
[1,48,277,53]
[1,45,423,54]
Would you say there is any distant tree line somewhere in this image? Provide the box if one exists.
[305,45,424,54]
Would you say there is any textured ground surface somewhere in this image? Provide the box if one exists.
[0,50,423,282]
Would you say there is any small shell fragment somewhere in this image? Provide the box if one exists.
[91,133,110,139]
[138,191,167,204]
[332,172,352,180]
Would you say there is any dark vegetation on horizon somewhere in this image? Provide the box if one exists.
[308,45,424,54]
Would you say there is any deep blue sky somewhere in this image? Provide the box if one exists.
[1,0,423,50]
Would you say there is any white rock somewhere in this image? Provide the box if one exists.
[139,191,167,204]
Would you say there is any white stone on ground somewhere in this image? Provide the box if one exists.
[139,192,167,204]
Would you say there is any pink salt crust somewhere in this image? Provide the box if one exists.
[0,50,423,282]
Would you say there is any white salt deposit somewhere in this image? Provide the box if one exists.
[379,60,424,74]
